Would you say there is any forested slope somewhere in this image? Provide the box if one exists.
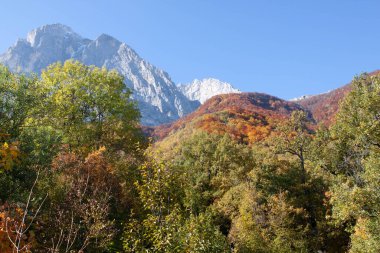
[1,62,380,252]
[296,70,380,126]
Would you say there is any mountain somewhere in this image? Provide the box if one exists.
[295,86,350,126]
[151,92,309,144]
[295,70,380,126]
[178,78,241,104]
[0,24,199,126]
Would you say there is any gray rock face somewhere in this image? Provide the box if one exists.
[178,78,241,104]
[0,24,199,126]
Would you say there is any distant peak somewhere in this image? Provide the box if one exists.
[178,77,241,104]
[92,33,122,50]
[193,78,238,87]
[27,23,82,46]
[96,33,119,42]
[95,33,122,45]
[199,77,222,82]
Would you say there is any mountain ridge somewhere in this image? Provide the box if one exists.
[2,24,379,128]
[294,70,380,126]
[151,92,309,142]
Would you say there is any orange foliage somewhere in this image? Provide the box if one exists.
[297,86,350,126]
[0,207,13,253]
[196,109,273,144]
[151,93,303,144]
[52,147,117,189]
[0,204,35,252]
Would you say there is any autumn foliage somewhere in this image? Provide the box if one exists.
[152,92,308,144]
[2,60,380,252]
[297,70,380,126]
[0,203,37,253]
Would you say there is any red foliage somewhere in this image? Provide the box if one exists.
[0,204,35,253]
[150,69,380,142]
[297,85,351,126]
[297,70,380,126]
[151,92,308,144]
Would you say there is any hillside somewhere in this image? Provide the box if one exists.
[296,85,350,126]
[296,70,380,126]
[151,92,309,144]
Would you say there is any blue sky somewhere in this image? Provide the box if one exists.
[1,0,380,99]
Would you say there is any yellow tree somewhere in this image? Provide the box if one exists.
[31,60,142,154]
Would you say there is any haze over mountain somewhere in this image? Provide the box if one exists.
[0,24,238,126]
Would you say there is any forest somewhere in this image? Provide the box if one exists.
[1,60,380,253]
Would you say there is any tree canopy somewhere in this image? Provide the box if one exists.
[0,63,379,252]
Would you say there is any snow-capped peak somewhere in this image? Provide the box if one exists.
[178,78,241,104]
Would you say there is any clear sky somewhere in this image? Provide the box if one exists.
[1,0,380,99]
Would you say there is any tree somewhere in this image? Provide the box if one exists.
[325,73,380,252]
[220,111,331,252]
[1,172,47,253]
[31,60,142,153]
[175,132,253,215]
[0,62,146,251]
[37,148,115,252]
[272,112,321,230]
[123,153,184,252]
[123,148,232,252]
[0,65,38,139]
[179,212,230,253]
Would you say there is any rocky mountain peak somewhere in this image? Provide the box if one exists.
[95,33,121,46]
[178,78,241,104]
[26,24,83,47]
[0,24,199,126]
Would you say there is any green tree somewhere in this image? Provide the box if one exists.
[267,111,332,251]
[271,111,319,234]
[175,132,253,215]
[31,60,141,153]
[123,154,184,252]
[179,212,230,253]
[324,73,380,252]
[222,111,331,252]
[0,65,38,138]
[0,65,40,202]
